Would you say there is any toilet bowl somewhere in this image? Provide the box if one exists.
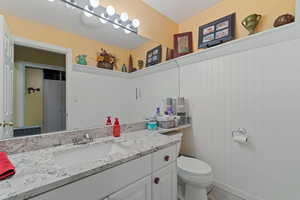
[167,132,213,200]
[177,156,213,200]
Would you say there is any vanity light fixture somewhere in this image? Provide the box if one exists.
[113,19,120,29]
[100,5,115,20]
[58,0,139,34]
[84,5,94,18]
[120,12,129,23]
[89,0,100,8]
[106,5,116,17]
[48,0,55,2]
[132,19,140,28]
[124,24,131,34]
[99,13,108,24]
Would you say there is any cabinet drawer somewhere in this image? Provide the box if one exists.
[30,155,151,200]
[152,145,177,171]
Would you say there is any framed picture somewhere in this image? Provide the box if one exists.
[174,32,193,58]
[198,13,235,49]
[146,45,162,67]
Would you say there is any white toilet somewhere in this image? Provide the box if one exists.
[172,132,213,200]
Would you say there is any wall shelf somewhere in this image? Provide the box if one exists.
[73,23,300,79]
[72,64,132,79]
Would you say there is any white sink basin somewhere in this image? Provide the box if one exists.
[54,140,130,168]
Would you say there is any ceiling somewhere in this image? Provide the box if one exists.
[142,0,223,23]
[0,0,149,50]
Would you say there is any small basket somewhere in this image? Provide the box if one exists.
[158,120,176,129]
[97,62,114,70]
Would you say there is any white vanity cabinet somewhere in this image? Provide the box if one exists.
[109,176,152,200]
[152,163,177,200]
[30,145,178,200]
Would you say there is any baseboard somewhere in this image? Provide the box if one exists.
[213,181,265,200]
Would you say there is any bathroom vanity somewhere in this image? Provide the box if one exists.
[0,127,188,200]
[31,145,177,200]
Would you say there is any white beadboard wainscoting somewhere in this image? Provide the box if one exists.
[180,38,300,200]
[68,22,300,200]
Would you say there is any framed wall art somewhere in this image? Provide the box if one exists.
[198,13,236,49]
[174,32,193,58]
[146,45,162,67]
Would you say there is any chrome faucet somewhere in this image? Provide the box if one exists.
[72,134,94,145]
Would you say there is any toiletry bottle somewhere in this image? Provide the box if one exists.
[113,118,121,137]
[106,116,112,126]
[155,107,161,119]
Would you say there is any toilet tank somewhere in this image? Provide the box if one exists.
[161,132,183,156]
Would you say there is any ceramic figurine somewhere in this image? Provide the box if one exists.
[121,64,127,72]
[76,54,87,65]
[138,60,144,69]
[274,14,295,27]
[242,14,262,35]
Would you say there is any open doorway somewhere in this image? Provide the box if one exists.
[13,45,66,136]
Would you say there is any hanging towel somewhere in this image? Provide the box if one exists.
[0,152,16,180]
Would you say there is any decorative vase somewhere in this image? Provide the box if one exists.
[76,54,87,65]
[242,14,262,35]
[128,54,134,73]
[274,14,295,27]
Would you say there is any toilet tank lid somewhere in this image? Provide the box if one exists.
[177,156,212,175]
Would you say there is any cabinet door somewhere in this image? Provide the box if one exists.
[152,163,177,200]
[109,176,151,200]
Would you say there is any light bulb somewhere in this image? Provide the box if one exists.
[120,12,129,22]
[124,24,131,34]
[106,5,115,16]
[89,0,99,8]
[132,19,140,28]
[99,13,108,24]
[113,19,120,29]
[48,0,55,2]
[84,5,93,18]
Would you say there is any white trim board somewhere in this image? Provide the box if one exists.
[73,23,300,79]
[13,36,73,131]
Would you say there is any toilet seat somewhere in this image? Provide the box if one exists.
[177,156,212,175]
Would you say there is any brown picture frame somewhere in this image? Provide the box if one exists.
[174,32,193,58]
[198,13,236,49]
[146,45,162,67]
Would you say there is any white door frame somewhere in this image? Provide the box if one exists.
[13,36,72,131]
[15,61,65,127]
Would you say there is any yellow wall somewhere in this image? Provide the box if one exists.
[179,0,296,52]
[25,68,43,127]
[14,45,66,67]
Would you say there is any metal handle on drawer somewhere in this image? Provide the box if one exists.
[164,155,170,161]
[154,177,160,184]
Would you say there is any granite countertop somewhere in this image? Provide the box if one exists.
[0,128,185,200]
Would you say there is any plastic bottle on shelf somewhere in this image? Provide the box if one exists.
[113,118,121,137]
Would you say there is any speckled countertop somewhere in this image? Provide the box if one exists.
[0,127,187,200]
